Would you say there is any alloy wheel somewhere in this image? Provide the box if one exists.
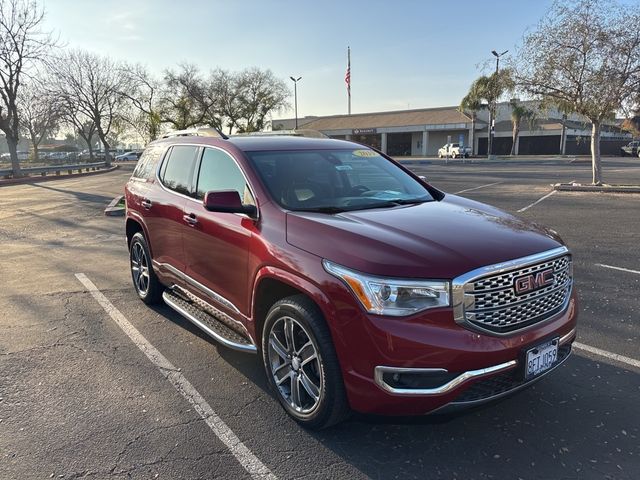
[131,241,150,295]
[267,316,323,414]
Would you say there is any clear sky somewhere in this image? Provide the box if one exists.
[44,0,556,119]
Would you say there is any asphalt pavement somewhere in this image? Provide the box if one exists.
[1,158,639,480]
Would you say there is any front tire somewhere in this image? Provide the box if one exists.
[261,295,350,429]
[129,232,163,304]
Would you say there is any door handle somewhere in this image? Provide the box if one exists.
[183,213,198,226]
[141,199,152,209]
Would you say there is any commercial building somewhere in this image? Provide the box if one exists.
[272,101,631,156]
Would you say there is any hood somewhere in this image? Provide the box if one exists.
[286,195,563,279]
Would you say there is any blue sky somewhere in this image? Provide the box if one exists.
[45,0,556,118]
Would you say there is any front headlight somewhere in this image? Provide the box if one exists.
[323,260,450,317]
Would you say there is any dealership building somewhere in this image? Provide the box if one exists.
[272,101,631,156]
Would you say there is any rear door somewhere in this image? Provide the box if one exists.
[182,146,256,317]
[147,144,199,272]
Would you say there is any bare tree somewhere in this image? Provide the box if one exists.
[58,93,97,162]
[207,69,242,134]
[158,63,212,130]
[18,80,60,161]
[120,63,162,142]
[514,0,640,185]
[0,0,57,176]
[50,50,126,166]
[234,68,289,133]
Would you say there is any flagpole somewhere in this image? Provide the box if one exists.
[347,46,351,115]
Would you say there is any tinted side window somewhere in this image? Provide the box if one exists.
[161,145,198,195]
[132,145,163,180]
[196,148,254,205]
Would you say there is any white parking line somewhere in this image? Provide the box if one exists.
[454,182,503,194]
[74,273,276,480]
[574,342,640,369]
[517,190,557,212]
[595,263,640,275]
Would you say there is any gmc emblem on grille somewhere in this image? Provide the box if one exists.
[514,268,555,294]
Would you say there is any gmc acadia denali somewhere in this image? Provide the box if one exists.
[125,128,577,428]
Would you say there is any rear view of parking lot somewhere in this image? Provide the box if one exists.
[1,158,639,479]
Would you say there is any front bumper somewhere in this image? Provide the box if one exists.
[324,282,578,416]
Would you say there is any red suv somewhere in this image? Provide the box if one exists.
[125,129,577,428]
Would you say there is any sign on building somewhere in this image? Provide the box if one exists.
[353,128,377,135]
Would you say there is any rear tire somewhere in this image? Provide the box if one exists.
[261,295,350,429]
[129,232,163,304]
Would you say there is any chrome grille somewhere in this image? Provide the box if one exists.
[455,252,572,334]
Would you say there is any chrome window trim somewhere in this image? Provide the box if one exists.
[374,360,517,396]
[451,246,571,336]
[155,142,260,220]
[153,260,241,315]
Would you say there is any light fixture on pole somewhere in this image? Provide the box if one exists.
[491,49,509,73]
[289,76,302,129]
[488,50,509,157]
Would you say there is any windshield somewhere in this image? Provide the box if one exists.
[246,148,434,212]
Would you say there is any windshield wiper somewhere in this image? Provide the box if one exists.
[387,197,431,205]
[351,198,431,210]
[294,206,347,213]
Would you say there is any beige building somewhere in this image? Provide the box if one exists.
[273,102,631,156]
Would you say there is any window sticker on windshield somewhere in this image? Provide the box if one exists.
[352,149,378,157]
[335,165,353,171]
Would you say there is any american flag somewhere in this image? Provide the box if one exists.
[345,48,351,93]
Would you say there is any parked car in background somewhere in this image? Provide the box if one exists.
[620,141,639,156]
[116,151,142,161]
[125,128,577,428]
[438,143,471,158]
[0,152,29,161]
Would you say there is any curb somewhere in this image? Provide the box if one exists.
[104,195,125,216]
[553,183,640,193]
[0,165,120,187]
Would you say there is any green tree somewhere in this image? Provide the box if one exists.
[514,0,640,184]
[460,70,514,157]
[509,100,536,155]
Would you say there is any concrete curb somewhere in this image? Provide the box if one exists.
[104,195,125,216]
[553,183,640,193]
[0,165,119,187]
[397,157,575,166]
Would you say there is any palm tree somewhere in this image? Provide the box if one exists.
[459,90,482,156]
[509,100,535,155]
[460,70,514,157]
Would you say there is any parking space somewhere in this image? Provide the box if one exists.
[1,159,639,479]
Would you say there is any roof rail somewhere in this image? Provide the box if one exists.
[161,127,229,140]
[232,129,328,139]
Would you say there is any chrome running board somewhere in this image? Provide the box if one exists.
[162,290,257,354]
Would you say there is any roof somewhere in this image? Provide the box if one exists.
[299,107,472,131]
[228,135,357,152]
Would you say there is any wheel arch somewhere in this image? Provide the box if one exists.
[125,214,152,255]
[251,267,337,347]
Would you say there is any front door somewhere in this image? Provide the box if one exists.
[182,147,256,317]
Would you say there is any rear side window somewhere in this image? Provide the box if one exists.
[132,145,163,180]
[196,148,254,204]
[160,145,199,195]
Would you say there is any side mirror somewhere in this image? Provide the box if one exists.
[203,190,257,218]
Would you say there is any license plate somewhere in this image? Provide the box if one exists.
[525,338,559,380]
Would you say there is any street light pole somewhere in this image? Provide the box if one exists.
[488,49,509,158]
[289,76,302,129]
